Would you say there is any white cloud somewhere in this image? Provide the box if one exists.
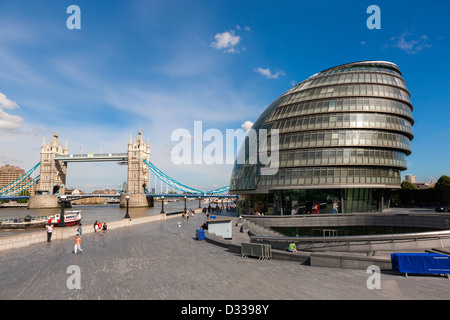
[241,120,254,131]
[254,67,286,79]
[235,25,252,32]
[0,92,19,110]
[0,109,23,130]
[390,32,432,54]
[0,92,23,131]
[211,30,241,52]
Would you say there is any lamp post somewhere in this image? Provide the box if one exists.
[58,195,67,227]
[124,195,130,219]
[160,196,165,214]
[198,197,201,209]
[184,196,187,211]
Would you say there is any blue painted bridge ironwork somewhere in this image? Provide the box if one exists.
[0,158,232,201]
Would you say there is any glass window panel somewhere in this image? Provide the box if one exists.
[291,169,299,185]
[294,151,301,166]
[329,100,336,111]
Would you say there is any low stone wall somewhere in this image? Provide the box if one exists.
[0,212,184,252]
[309,251,392,270]
[252,231,450,254]
[236,213,450,270]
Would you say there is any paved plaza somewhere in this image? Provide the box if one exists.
[0,211,449,301]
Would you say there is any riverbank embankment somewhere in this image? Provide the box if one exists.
[0,210,192,252]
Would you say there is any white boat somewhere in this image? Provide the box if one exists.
[0,215,48,229]
[48,210,82,226]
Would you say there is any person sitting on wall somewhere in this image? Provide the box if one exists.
[288,242,297,252]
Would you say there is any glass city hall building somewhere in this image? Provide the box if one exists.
[230,61,414,215]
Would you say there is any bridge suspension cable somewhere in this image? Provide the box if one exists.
[0,160,229,197]
[0,162,41,196]
[142,159,229,195]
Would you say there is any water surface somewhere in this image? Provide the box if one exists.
[0,200,230,238]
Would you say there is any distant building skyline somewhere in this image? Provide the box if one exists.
[0,164,36,195]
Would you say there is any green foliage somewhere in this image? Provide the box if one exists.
[19,190,30,196]
[401,180,417,190]
[435,175,450,189]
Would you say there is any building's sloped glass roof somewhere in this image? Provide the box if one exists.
[230,61,414,192]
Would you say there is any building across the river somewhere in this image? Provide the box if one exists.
[0,164,36,195]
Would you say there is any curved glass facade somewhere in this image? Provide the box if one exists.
[230,61,414,214]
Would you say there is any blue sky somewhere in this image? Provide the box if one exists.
[0,0,449,192]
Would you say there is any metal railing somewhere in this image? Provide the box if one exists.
[54,153,128,162]
[241,242,272,260]
[250,230,450,244]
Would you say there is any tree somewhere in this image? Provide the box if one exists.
[435,175,450,189]
[401,180,417,190]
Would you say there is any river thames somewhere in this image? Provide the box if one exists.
[0,199,227,238]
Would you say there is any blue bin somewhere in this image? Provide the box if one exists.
[196,229,205,240]
[391,253,450,275]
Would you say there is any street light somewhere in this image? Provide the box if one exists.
[58,195,67,227]
[184,196,187,211]
[198,197,201,209]
[160,196,165,214]
[124,195,130,219]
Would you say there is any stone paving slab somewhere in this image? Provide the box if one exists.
[0,212,449,300]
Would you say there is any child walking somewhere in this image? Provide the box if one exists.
[74,234,83,254]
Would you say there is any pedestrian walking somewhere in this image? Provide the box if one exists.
[77,223,82,237]
[47,224,53,242]
[94,220,99,233]
[74,234,83,254]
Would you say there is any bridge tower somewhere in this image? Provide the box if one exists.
[127,130,150,194]
[28,133,69,209]
[120,130,153,208]
[36,132,68,196]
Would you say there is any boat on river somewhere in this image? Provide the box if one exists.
[0,210,83,229]
[0,215,49,229]
[48,210,82,226]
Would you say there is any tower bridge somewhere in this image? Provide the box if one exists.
[0,131,232,209]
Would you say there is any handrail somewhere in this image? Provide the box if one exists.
[55,153,128,158]
[54,153,128,162]
[250,230,450,243]
[242,212,450,219]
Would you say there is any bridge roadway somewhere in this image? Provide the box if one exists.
[0,211,449,300]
